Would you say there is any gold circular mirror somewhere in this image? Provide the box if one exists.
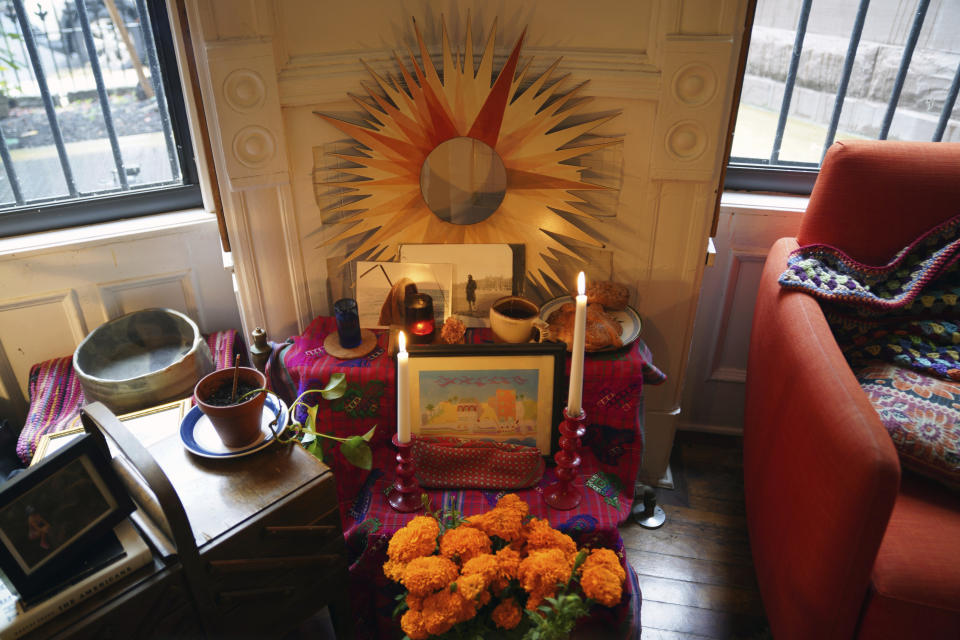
[419,136,507,225]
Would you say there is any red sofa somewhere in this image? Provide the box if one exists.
[744,140,960,640]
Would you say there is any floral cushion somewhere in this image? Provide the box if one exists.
[854,361,960,490]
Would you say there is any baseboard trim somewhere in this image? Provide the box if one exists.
[637,463,674,489]
[677,422,743,436]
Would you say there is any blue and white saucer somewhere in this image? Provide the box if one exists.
[180,395,288,459]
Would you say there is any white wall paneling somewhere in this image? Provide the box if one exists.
[679,194,808,435]
[184,0,753,482]
[98,270,200,321]
[0,290,87,425]
[0,213,241,423]
[184,0,309,341]
[705,250,767,384]
[0,343,26,427]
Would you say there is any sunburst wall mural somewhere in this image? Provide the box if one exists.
[315,17,621,291]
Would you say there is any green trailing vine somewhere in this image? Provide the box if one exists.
[237,373,376,469]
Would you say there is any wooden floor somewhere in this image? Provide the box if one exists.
[621,431,770,640]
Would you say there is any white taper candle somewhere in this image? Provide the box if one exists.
[567,272,587,416]
[397,331,411,443]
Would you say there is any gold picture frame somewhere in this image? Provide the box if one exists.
[32,399,191,465]
[405,342,565,455]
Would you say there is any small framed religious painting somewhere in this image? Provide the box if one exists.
[404,342,565,455]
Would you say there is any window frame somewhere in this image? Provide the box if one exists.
[723,0,959,197]
[0,0,202,239]
[724,163,818,195]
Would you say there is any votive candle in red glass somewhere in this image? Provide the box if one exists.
[404,293,434,344]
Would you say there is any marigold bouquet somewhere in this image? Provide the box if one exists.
[384,494,626,639]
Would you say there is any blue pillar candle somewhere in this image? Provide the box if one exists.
[333,298,362,348]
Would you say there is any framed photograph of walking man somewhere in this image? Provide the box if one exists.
[400,243,517,327]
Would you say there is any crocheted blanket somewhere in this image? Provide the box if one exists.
[779,214,960,380]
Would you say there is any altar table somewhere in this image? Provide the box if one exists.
[267,315,665,639]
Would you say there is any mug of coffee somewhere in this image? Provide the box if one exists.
[490,296,544,343]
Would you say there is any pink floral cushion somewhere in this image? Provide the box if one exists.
[854,361,960,490]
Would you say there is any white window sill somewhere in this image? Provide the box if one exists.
[0,209,223,260]
[720,190,810,214]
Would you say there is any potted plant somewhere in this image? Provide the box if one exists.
[198,368,376,469]
[194,366,268,448]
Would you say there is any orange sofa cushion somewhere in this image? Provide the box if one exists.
[857,474,960,639]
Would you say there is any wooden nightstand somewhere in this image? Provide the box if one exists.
[21,402,351,639]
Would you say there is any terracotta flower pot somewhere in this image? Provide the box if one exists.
[194,367,267,448]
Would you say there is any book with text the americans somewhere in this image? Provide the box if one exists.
[0,519,150,639]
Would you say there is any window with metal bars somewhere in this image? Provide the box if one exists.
[0,0,199,238]
[726,0,960,194]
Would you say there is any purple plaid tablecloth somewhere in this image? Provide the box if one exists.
[268,316,665,639]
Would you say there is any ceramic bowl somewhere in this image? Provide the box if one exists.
[73,308,213,413]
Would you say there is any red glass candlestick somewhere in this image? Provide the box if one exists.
[388,434,425,512]
[544,408,587,510]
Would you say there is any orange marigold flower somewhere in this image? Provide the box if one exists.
[581,548,626,583]
[439,526,491,564]
[492,546,522,592]
[453,594,477,623]
[492,598,523,630]
[464,513,485,527]
[467,494,529,542]
[422,588,476,635]
[518,548,574,610]
[469,506,525,542]
[387,516,439,563]
[383,558,406,583]
[406,593,425,611]
[496,546,522,576]
[456,573,487,601]
[461,553,498,585]
[581,565,623,607]
[402,556,459,596]
[496,493,530,516]
[523,518,577,556]
[400,608,429,640]
[526,591,546,611]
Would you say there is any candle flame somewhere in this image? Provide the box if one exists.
[577,271,585,296]
[412,320,433,335]
[398,330,407,353]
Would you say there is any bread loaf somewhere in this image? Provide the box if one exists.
[547,302,622,351]
[585,281,629,310]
